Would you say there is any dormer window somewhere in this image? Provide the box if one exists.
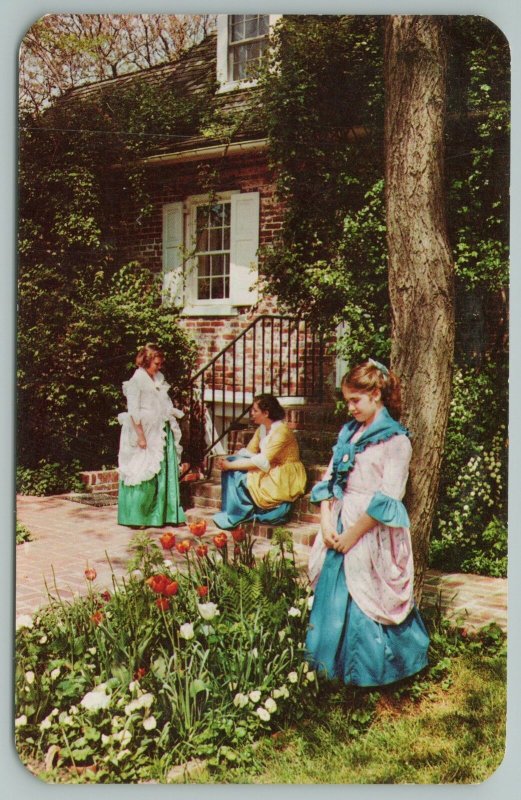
[229,15,269,81]
[217,14,281,92]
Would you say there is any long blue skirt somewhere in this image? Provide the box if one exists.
[213,460,292,530]
[305,549,429,687]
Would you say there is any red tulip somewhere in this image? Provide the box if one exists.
[213,533,228,549]
[164,580,179,597]
[85,568,97,581]
[100,590,111,602]
[189,519,207,537]
[146,574,169,594]
[231,526,246,543]
[195,544,209,558]
[91,610,104,626]
[196,585,209,598]
[155,597,170,611]
[176,539,192,555]
[133,667,147,681]
[159,532,176,551]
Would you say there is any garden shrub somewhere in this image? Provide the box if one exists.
[430,362,508,576]
[18,76,207,474]
[15,531,318,782]
[16,460,85,497]
[18,261,196,474]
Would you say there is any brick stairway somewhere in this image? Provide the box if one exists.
[185,402,339,547]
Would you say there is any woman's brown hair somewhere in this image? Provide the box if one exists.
[341,360,402,419]
[253,394,286,421]
[135,343,165,369]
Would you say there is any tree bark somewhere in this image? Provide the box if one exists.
[384,16,455,599]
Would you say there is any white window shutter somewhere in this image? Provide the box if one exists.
[162,202,184,305]
[230,191,259,305]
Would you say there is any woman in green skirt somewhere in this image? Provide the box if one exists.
[117,343,186,527]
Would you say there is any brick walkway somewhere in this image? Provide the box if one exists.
[16,495,507,632]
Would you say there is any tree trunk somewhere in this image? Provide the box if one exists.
[384,16,455,599]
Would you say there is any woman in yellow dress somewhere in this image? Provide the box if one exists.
[213,394,307,530]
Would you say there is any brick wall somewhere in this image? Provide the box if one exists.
[117,149,335,397]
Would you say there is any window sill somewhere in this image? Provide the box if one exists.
[180,304,241,318]
[216,78,258,95]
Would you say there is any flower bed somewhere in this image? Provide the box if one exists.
[15,529,317,783]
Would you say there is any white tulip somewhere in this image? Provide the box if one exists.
[264,697,277,713]
[80,689,111,711]
[249,690,261,703]
[179,622,195,640]
[197,602,219,621]
[143,715,157,731]
[256,707,270,722]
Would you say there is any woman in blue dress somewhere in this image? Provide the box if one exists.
[306,359,429,687]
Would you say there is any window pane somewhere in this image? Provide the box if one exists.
[198,277,210,300]
[223,225,230,250]
[211,277,225,299]
[230,15,246,42]
[196,227,208,252]
[208,227,221,252]
[212,253,224,277]
[209,203,224,227]
[198,254,210,276]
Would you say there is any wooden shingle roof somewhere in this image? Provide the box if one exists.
[56,32,264,157]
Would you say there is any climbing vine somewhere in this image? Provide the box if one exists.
[259,15,509,572]
[18,74,215,472]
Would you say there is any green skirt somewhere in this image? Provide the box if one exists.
[117,425,186,527]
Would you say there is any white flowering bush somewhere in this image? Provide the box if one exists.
[15,531,317,783]
[431,364,507,576]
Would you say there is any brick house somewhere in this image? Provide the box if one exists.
[68,14,335,463]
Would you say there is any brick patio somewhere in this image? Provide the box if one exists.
[16,494,507,633]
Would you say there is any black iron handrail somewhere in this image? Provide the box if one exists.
[181,315,325,476]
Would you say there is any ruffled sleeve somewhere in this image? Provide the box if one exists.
[123,375,141,423]
[366,435,412,527]
[310,455,334,503]
[366,491,410,527]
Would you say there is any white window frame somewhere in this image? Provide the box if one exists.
[162,191,260,315]
[185,192,238,312]
[216,14,282,93]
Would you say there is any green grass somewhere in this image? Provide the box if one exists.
[190,646,506,784]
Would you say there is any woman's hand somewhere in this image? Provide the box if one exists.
[333,529,356,554]
[320,499,338,548]
[216,457,232,471]
[322,523,339,549]
[137,435,147,449]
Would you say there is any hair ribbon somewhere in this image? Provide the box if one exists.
[368,358,389,376]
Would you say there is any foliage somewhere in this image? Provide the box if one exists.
[18,69,211,470]
[260,15,509,575]
[16,461,84,497]
[430,362,508,576]
[16,522,33,545]
[259,15,509,365]
[15,531,318,782]
[229,626,505,784]
[259,16,388,360]
[15,519,507,784]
